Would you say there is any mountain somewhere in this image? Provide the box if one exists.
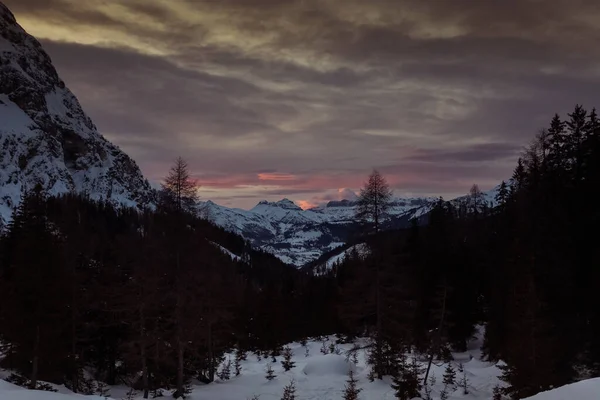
[0,2,153,227]
[202,187,499,267]
[201,196,443,266]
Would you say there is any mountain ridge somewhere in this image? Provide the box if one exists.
[0,1,153,227]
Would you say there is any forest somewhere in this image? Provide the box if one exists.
[0,104,599,400]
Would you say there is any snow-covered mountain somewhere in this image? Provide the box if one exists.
[0,2,153,227]
[202,187,500,267]
[200,196,442,266]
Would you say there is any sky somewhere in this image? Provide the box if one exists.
[5,0,600,209]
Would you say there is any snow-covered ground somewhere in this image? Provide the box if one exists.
[522,378,600,400]
[1,331,598,400]
[0,330,502,400]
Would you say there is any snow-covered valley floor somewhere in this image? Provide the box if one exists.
[0,333,598,400]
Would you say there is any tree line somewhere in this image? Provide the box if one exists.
[0,158,337,398]
[0,104,598,399]
[326,104,600,399]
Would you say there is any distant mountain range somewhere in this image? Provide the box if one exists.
[200,189,498,266]
[0,1,499,266]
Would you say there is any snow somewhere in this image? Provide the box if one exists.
[302,354,357,376]
[0,94,38,134]
[0,328,522,400]
[521,378,600,400]
[2,328,597,400]
[209,241,244,262]
[202,196,445,266]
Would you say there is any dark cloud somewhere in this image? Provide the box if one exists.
[405,143,523,163]
[3,0,600,208]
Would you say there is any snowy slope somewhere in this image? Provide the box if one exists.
[0,329,511,400]
[0,2,153,226]
[522,378,600,400]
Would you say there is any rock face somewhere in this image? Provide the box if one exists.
[0,2,153,225]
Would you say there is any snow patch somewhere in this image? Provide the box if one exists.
[302,354,356,376]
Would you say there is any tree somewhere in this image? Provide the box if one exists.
[281,346,295,371]
[458,368,470,395]
[281,379,296,400]
[217,358,231,380]
[391,355,422,400]
[160,157,198,214]
[356,170,393,234]
[265,364,277,381]
[442,363,456,388]
[495,181,509,207]
[342,370,362,400]
[467,184,485,216]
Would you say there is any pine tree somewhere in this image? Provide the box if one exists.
[342,370,362,400]
[442,363,456,388]
[265,364,277,381]
[458,369,469,395]
[304,347,310,358]
[281,346,295,371]
[281,380,296,400]
[391,355,422,400]
[495,180,509,207]
[218,358,231,380]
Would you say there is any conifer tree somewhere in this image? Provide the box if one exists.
[281,379,296,400]
[218,358,231,380]
[495,180,509,207]
[281,346,295,371]
[342,370,362,400]
[391,355,421,400]
[442,363,456,388]
[265,364,277,381]
[458,369,469,395]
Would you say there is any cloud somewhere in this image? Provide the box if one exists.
[4,0,600,208]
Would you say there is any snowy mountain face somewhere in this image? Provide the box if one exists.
[0,2,153,226]
[201,196,441,266]
[202,189,499,267]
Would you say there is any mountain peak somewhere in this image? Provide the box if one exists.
[0,1,153,224]
[253,198,302,211]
